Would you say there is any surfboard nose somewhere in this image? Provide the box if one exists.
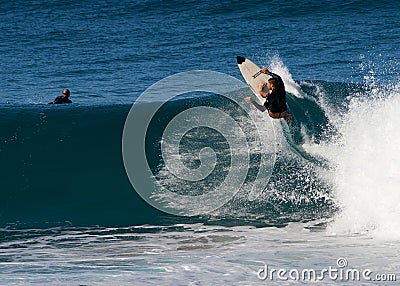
[236,56,246,64]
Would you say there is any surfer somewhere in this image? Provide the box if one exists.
[49,89,72,104]
[245,68,292,122]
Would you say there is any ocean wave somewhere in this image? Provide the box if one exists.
[0,77,338,228]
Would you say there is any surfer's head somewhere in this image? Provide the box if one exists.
[62,89,70,98]
[267,78,277,90]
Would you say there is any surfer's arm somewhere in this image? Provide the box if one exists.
[245,97,267,112]
[262,68,284,86]
[262,68,280,79]
[248,98,267,112]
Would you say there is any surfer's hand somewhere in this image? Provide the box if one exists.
[244,97,253,103]
[261,67,269,74]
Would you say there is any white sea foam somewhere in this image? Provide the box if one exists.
[292,69,400,240]
[327,85,400,240]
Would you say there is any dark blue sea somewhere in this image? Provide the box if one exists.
[1,0,400,285]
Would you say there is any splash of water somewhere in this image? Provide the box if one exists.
[268,55,310,99]
[327,79,400,240]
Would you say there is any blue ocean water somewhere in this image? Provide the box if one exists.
[1,0,400,285]
[1,0,399,105]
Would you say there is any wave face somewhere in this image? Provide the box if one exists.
[2,55,399,242]
[0,105,154,227]
[0,78,341,228]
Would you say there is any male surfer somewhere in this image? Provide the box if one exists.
[245,68,292,122]
[49,89,72,104]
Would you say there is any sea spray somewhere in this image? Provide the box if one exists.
[268,55,310,100]
[328,83,400,239]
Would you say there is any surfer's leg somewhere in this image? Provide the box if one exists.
[284,113,292,123]
[284,105,292,123]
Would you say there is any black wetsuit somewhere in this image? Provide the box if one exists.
[49,96,72,104]
[264,72,286,113]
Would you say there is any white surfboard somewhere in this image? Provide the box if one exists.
[236,56,270,104]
